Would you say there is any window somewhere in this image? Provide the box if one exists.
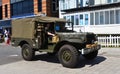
[63,16,67,26]
[5,5,8,17]
[107,0,112,3]
[85,0,89,6]
[80,0,83,7]
[105,11,109,24]
[12,4,17,15]
[60,0,77,10]
[11,0,16,3]
[75,15,79,25]
[77,0,83,7]
[53,3,56,11]
[63,16,66,20]
[89,0,94,6]
[95,12,99,25]
[90,13,94,25]
[110,10,114,24]
[85,14,88,25]
[29,0,34,13]
[11,0,34,16]
[17,2,22,14]
[38,0,42,12]
[67,16,70,21]
[80,14,83,25]
[52,0,58,13]
[11,0,24,4]
[71,15,74,25]
[107,0,117,3]
[113,0,117,2]
[100,12,104,24]
[67,16,70,26]
[116,10,120,24]
[59,0,64,10]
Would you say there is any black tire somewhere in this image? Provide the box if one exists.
[22,44,35,61]
[83,50,98,60]
[58,44,79,68]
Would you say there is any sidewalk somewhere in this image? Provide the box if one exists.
[0,42,11,46]
[99,47,120,58]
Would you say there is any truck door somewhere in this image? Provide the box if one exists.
[36,23,48,49]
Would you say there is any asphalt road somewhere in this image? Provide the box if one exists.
[0,44,120,74]
[0,44,22,65]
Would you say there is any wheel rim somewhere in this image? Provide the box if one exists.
[62,50,72,62]
[23,48,30,58]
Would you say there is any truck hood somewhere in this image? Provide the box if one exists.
[57,32,94,43]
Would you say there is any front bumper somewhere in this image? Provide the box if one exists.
[80,44,101,55]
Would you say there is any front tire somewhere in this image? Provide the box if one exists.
[58,44,79,68]
[22,44,35,61]
[83,50,98,60]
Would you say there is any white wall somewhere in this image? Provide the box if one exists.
[84,25,120,34]
[73,25,120,34]
[94,0,107,5]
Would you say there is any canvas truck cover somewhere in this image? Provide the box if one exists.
[12,16,67,39]
[33,16,67,23]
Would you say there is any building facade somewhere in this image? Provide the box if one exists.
[0,0,2,20]
[59,0,120,35]
[0,0,58,30]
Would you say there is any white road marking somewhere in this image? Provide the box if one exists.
[9,55,19,57]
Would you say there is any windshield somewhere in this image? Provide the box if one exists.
[55,22,73,32]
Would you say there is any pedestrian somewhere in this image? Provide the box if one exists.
[4,29,10,45]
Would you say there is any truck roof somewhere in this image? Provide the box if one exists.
[12,16,67,23]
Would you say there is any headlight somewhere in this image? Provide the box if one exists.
[35,39,38,42]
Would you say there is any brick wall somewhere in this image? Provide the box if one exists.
[2,0,11,19]
[1,0,58,19]
[42,0,47,15]
[0,6,2,19]
[34,0,58,17]
[46,0,52,16]
[34,0,38,15]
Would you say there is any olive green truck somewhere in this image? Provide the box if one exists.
[11,16,101,68]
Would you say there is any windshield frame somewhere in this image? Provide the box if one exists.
[54,22,74,33]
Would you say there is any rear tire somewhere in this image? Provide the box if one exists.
[83,50,98,60]
[58,44,79,68]
[22,44,35,61]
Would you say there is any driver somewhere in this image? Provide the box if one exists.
[46,24,55,40]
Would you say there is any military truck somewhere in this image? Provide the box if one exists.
[11,16,101,68]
